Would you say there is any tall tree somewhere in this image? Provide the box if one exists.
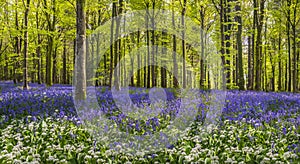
[235,0,245,90]
[172,0,178,88]
[290,0,299,92]
[23,0,30,90]
[198,0,206,89]
[181,0,187,88]
[35,0,42,84]
[14,0,21,84]
[75,0,86,100]
[224,0,233,87]
[113,0,123,90]
[109,1,116,87]
[254,0,265,90]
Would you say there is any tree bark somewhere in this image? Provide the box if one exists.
[113,0,123,90]
[137,29,141,87]
[109,2,116,87]
[200,5,205,89]
[287,0,292,92]
[23,0,30,90]
[172,0,178,88]
[181,0,187,88]
[254,0,265,91]
[75,0,86,100]
[14,0,21,84]
[235,1,244,90]
[247,35,252,90]
[62,39,67,84]
[36,2,42,84]
[292,0,298,92]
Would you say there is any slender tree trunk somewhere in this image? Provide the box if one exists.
[75,0,86,100]
[224,0,232,87]
[146,8,151,88]
[36,5,42,84]
[113,0,123,90]
[254,0,265,91]
[247,35,252,90]
[14,0,21,84]
[269,51,275,91]
[181,0,187,88]
[285,55,288,91]
[278,25,282,91]
[292,1,298,92]
[63,39,67,84]
[235,1,244,90]
[4,54,8,81]
[172,0,178,88]
[137,29,141,87]
[220,0,226,90]
[44,0,54,86]
[53,46,57,84]
[23,0,30,90]
[200,6,205,89]
[287,0,292,92]
[161,27,167,88]
[264,18,267,91]
[109,2,116,87]
[151,2,156,87]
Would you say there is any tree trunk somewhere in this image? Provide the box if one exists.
[36,4,42,84]
[172,0,178,88]
[151,3,156,87]
[137,29,141,87]
[287,0,292,92]
[63,39,67,84]
[75,0,86,100]
[235,1,244,90]
[23,0,30,90]
[254,0,265,91]
[278,25,282,91]
[113,0,123,90]
[14,0,21,84]
[161,28,167,88]
[220,0,226,90]
[109,2,116,87]
[181,0,187,88]
[247,35,252,90]
[53,46,58,84]
[224,0,232,87]
[292,1,298,92]
[44,0,54,86]
[200,6,205,89]
[146,8,151,88]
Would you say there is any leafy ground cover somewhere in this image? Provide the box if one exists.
[0,82,299,163]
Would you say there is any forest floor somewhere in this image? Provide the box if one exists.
[0,81,299,163]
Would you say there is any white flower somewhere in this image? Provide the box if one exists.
[136,152,144,157]
[290,154,298,159]
[48,156,54,161]
[33,154,41,158]
[225,158,233,163]
[184,155,193,162]
[283,152,290,159]
[84,155,92,160]
[97,159,105,163]
[13,159,22,164]
[212,156,219,160]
